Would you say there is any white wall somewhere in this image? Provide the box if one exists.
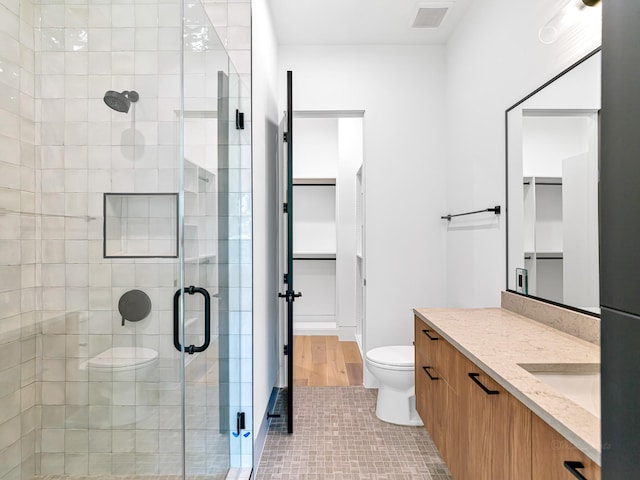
[336,118,363,339]
[279,46,448,384]
[444,0,601,307]
[251,0,279,469]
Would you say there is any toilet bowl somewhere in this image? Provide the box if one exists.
[366,345,423,426]
[86,347,159,427]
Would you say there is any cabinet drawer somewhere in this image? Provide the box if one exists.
[415,316,455,382]
[532,414,601,480]
[415,316,439,358]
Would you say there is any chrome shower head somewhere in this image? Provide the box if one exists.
[103,90,139,113]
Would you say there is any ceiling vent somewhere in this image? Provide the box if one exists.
[412,6,450,28]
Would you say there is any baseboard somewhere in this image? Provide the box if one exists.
[253,387,280,472]
[338,326,356,341]
[293,321,338,336]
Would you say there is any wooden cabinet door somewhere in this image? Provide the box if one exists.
[415,317,454,463]
[415,317,440,436]
[456,356,532,480]
[532,414,601,480]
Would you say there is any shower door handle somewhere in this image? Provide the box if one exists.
[173,286,211,354]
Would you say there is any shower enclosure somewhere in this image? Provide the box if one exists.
[0,0,252,478]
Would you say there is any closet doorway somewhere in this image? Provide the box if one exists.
[278,111,365,390]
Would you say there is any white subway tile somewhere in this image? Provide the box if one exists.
[89,287,111,310]
[64,75,88,99]
[40,74,64,98]
[65,383,89,406]
[135,52,158,75]
[87,123,111,146]
[112,4,135,28]
[87,169,111,192]
[40,52,65,75]
[135,4,158,27]
[111,27,134,51]
[40,28,65,52]
[66,264,88,286]
[89,430,111,452]
[65,52,88,75]
[40,453,64,475]
[65,239,88,263]
[111,51,134,75]
[64,145,88,168]
[88,28,111,52]
[41,240,65,262]
[65,6,89,29]
[64,452,88,474]
[228,3,250,27]
[158,4,180,27]
[89,5,111,28]
[64,29,88,53]
[41,381,65,405]
[40,5,65,28]
[41,428,65,453]
[0,161,21,190]
[88,52,111,75]
[66,287,89,310]
[0,110,20,139]
[65,171,88,193]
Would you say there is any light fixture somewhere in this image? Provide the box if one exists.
[538,0,602,44]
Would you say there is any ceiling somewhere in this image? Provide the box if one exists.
[267,0,472,46]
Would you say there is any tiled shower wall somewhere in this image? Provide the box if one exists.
[0,0,252,477]
[0,0,38,479]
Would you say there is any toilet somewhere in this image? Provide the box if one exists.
[366,345,423,426]
[85,347,159,427]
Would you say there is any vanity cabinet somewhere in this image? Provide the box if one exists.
[456,353,531,480]
[414,315,599,480]
[532,414,601,480]
[414,322,456,466]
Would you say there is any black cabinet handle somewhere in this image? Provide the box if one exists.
[468,373,500,395]
[422,366,439,380]
[564,461,588,480]
[422,329,439,341]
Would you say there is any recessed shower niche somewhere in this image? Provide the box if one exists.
[103,193,179,258]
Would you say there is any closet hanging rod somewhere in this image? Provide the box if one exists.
[441,205,501,221]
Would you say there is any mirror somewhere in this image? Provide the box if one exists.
[506,48,601,315]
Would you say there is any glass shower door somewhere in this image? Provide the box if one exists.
[178,0,251,476]
[178,2,230,478]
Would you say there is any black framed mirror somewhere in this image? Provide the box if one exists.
[505,47,601,316]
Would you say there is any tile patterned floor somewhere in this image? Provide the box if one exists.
[255,387,453,480]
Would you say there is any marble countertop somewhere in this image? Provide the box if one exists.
[413,307,601,465]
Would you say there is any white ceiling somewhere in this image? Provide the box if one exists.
[267,0,472,46]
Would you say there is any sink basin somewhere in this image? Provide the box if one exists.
[518,363,600,418]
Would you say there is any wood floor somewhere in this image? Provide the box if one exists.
[293,335,363,386]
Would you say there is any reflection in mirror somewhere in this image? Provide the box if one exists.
[506,49,601,314]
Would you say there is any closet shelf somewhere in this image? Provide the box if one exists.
[293,252,336,260]
[293,178,336,186]
[535,251,563,259]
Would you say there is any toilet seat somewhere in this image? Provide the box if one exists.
[87,347,158,371]
[366,346,414,370]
